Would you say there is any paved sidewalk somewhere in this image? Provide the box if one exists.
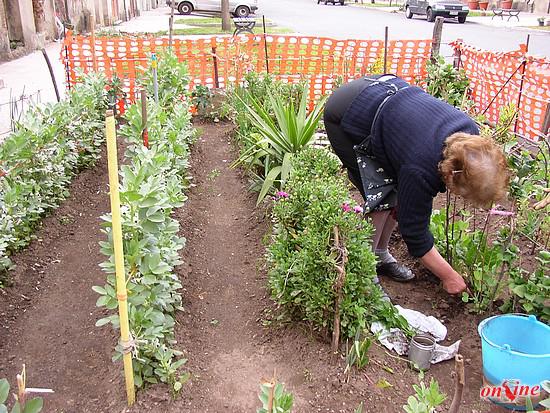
[0,42,66,137]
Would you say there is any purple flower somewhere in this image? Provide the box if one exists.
[353,205,364,214]
[276,191,289,199]
[341,202,352,213]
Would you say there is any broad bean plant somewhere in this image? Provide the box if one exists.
[0,73,110,280]
[94,54,195,393]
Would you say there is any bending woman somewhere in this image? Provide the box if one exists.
[324,74,509,294]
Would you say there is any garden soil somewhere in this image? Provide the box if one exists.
[0,121,509,413]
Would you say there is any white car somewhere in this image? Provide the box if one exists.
[168,0,258,16]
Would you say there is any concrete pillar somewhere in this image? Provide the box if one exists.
[94,0,104,26]
[7,0,38,48]
[0,0,10,56]
[43,0,57,39]
[101,0,112,25]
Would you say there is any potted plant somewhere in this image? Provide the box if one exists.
[479,0,488,9]
[537,16,545,26]
[501,0,512,8]
[468,0,479,9]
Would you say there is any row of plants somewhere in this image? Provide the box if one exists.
[93,52,196,392]
[425,59,549,320]
[223,73,409,343]
[0,73,112,282]
[216,73,413,412]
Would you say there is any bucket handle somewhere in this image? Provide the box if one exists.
[479,313,548,356]
[501,344,512,353]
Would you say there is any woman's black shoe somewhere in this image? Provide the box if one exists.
[376,262,415,282]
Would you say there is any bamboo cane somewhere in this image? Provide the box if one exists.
[105,110,135,406]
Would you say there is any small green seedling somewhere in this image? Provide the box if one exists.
[207,168,221,181]
[0,366,47,413]
[345,330,372,374]
[257,379,293,413]
[403,377,446,413]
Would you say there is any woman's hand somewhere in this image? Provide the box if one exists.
[420,247,467,295]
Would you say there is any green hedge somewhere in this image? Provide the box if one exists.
[267,147,406,338]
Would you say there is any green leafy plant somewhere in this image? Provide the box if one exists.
[424,57,470,108]
[367,52,384,75]
[403,378,446,413]
[267,147,406,339]
[430,208,518,312]
[0,72,110,278]
[0,367,45,413]
[257,381,294,413]
[191,85,213,116]
[225,72,307,194]
[345,330,372,373]
[508,250,550,322]
[139,51,190,110]
[94,59,195,393]
[234,87,327,204]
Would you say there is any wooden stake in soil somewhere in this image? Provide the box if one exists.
[383,26,388,73]
[105,110,135,406]
[448,354,465,413]
[430,17,444,63]
[140,89,149,148]
[331,226,348,353]
[263,16,270,74]
[151,53,159,104]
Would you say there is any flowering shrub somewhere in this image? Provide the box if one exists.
[267,147,406,338]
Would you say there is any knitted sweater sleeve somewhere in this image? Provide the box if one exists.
[396,166,436,258]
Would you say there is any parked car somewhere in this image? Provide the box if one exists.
[168,0,258,17]
[405,0,469,23]
[317,0,345,4]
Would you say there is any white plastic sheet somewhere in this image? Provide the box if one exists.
[371,305,461,364]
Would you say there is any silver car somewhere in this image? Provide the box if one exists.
[405,0,469,23]
[168,0,258,16]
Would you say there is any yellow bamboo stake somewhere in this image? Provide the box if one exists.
[105,109,135,406]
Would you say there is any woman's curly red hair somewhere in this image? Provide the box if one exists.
[440,132,510,208]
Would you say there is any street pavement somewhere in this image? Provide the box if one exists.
[0,2,547,131]
[258,0,550,57]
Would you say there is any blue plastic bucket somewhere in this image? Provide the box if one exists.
[478,314,550,410]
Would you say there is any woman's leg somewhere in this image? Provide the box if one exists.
[368,211,415,281]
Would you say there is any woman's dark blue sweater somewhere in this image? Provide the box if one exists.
[341,81,479,258]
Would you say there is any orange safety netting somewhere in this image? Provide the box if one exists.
[61,32,432,109]
[452,41,550,142]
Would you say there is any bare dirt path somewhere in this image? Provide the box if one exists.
[0,151,126,412]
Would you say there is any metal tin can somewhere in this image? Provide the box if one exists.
[408,333,435,371]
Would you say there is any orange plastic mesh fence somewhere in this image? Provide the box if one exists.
[61,32,432,106]
[452,41,550,142]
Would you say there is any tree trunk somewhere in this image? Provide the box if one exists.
[221,0,231,31]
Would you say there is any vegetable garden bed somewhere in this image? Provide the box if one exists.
[0,50,548,413]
